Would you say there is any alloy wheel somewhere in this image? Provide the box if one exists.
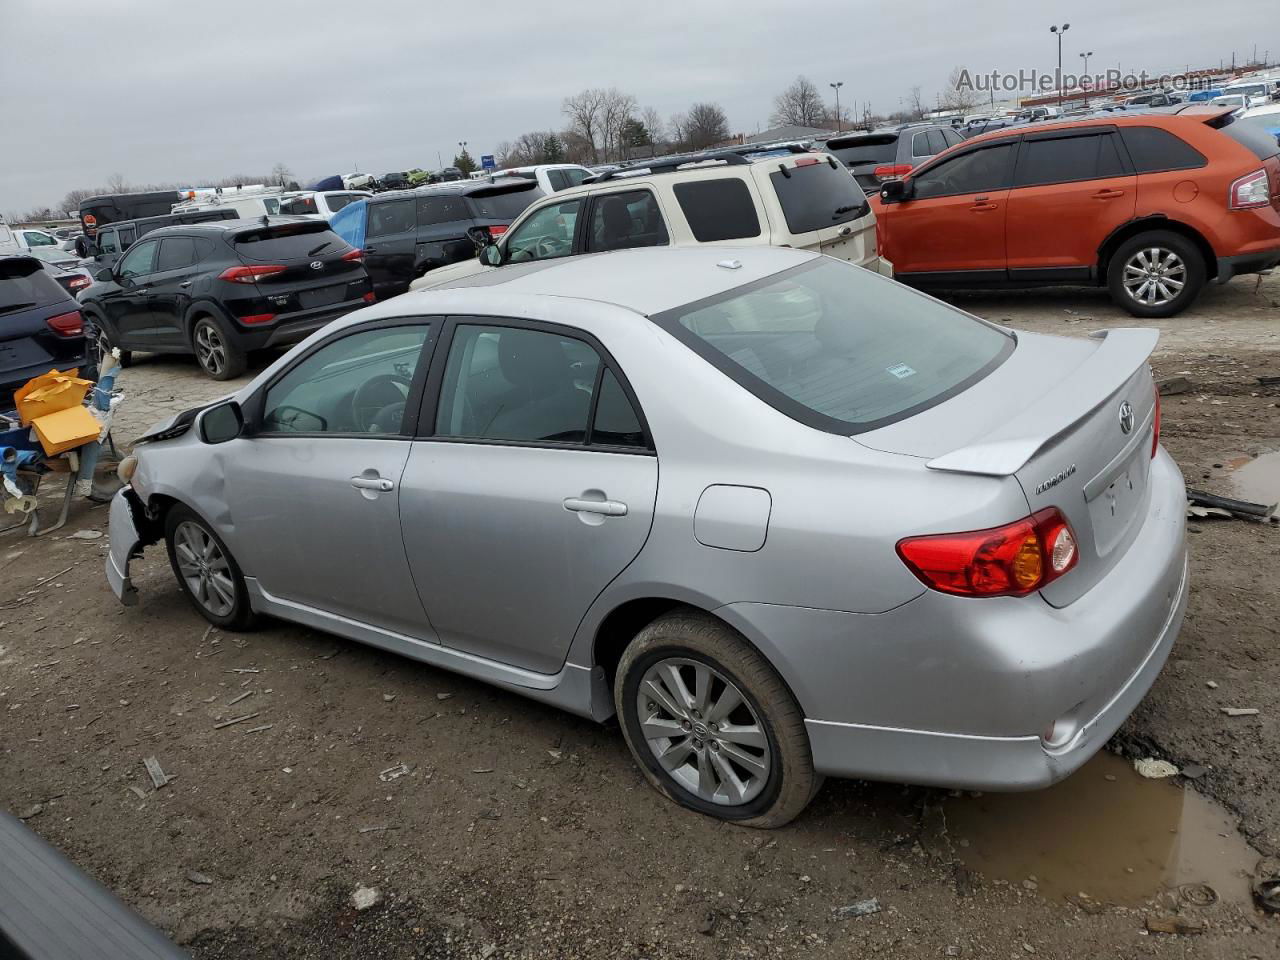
[1122,247,1186,306]
[173,521,236,618]
[635,657,771,806]
[194,322,226,376]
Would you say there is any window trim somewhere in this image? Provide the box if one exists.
[415,314,655,455]
[583,187,670,254]
[244,316,441,441]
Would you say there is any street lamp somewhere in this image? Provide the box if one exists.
[1079,50,1093,78]
[1050,23,1070,109]
[829,81,844,134]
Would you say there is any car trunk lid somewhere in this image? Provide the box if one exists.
[231,221,369,312]
[857,328,1160,606]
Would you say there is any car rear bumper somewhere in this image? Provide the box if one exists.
[718,447,1188,791]
[232,298,368,349]
[1215,244,1280,283]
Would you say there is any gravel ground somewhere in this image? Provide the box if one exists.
[1,274,1277,959]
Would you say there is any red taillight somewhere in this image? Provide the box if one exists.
[218,264,287,284]
[46,310,84,336]
[1151,387,1161,459]
[896,508,1078,598]
[874,164,914,181]
[341,248,363,262]
[362,291,376,303]
[486,224,509,238]
[239,313,276,325]
[1228,169,1270,209]
[68,276,91,290]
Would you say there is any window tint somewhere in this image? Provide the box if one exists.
[368,198,416,238]
[233,224,339,261]
[826,134,898,166]
[262,326,431,435]
[653,258,1011,433]
[768,160,869,233]
[943,128,964,147]
[1118,127,1207,173]
[416,195,471,225]
[927,130,948,155]
[0,258,66,310]
[589,190,668,251]
[117,240,159,278]
[436,325,600,444]
[912,142,1015,199]
[1096,134,1127,177]
[911,132,931,157]
[1015,133,1126,187]
[562,168,591,188]
[469,186,540,220]
[156,237,198,271]
[118,226,137,248]
[97,231,119,255]
[592,368,646,448]
[547,169,571,191]
[505,198,582,262]
[673,178,761,241]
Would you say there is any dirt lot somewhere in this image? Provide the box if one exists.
[2,275,1277,959]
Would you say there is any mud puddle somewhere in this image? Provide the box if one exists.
[1228,452,1280,506]
[944,752,1258,906]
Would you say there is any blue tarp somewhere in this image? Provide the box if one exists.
[309,175,345,192]
[330,199,367,250]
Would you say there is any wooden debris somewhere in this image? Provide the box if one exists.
[213,712,260,729]
[226,691,253,706]
[1221,707,1260,717]
[143,756,170,789]
[1145,915,1204,935]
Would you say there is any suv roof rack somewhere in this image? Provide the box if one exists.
[592,144,814,183]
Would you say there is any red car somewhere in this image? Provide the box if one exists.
[873,107,1280,316]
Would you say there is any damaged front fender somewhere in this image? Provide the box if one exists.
[105,487,161,605]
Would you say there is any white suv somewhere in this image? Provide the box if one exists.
[411,147,891,290]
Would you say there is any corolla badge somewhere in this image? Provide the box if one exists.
[1035,464,1077,496]
[1118,400,1134,435]
[310,261,323,270]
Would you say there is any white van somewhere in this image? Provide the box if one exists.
[490,163,595,193]
[170,186,288,218]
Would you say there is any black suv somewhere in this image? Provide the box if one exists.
[0,255,87,405]
[79,218,372,381]
[334,178,542,298]
[78,209,239,269]
[824,122,967,193]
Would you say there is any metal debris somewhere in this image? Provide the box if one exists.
[382,694,396,702]
[358,825,398,834]
[832,898,882,919]
[1178,882,1218,906]
[244,724,274,734]
[436,692,454,701]
[143,756,170,789]
[68,529,103,540]
[1186,489,1277,521]
[378,763,410,782]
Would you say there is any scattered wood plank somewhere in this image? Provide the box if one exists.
[226,691,253,706]
[213,712,260,729]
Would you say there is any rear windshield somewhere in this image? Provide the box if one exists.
[1,259,67,312]
[232,222,339,261]
[651,258,1012,434]
[324,193,361,213]
[768,160,869,233]
[825,134,898,166]
[468,185,540,220]
[279,195,320,216]
[1220,114,1280,159]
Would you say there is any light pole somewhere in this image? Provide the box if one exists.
[1050,23,1070,109]
[829,81,844,133]
[1079,50,1093,103]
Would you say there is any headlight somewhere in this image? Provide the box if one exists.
[117,456,138,485]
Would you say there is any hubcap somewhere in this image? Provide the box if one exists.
[194,323,226,375]
[635,658,771,806]
[1122,247,1186,306]
[173,521,236,617]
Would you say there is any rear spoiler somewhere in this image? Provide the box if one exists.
[926,328,1158,477]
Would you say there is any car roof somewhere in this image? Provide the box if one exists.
[135,216,320,238]
[958,105,1235,147]
[370,176,536,202]
[390,246,819,317]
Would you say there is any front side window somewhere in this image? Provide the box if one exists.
[505,199,583,262]
[561,168,591,188]
[324,193,360,213]
[367,198,416,238]
[911,142,1016,199]
[588,190,668,252]
[116,240,159,278]
[652,258,1011,434]
[261,325,431,436]
[673,178,761,241]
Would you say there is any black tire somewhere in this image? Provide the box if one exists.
[86,314,132,368]
[163,504,259,631]
[190,313,247,380]
[615,610,821,828]
[1106,230,1206,318]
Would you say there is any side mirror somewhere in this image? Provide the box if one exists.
[480,243,503,267]
[95,268,114,283]
[199,400,244,444]
[880,179,910,203]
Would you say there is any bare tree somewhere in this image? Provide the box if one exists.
[682,102,731,150]
[559,129,596,165]
[105,173,129,194]
[599,88,638,162]
[939,66,979,114]
[640,106,666,147]
[907,86,925,119]
[562,88,609,163]
[771,75,827,128]
[269,162,294,187]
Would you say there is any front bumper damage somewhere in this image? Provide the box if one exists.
[106,486,159,605]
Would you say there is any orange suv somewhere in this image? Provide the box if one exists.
[873,107,1280,316]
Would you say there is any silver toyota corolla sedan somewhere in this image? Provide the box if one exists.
[107,247,1187,827]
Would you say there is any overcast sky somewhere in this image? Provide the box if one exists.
[1,0,1274,213]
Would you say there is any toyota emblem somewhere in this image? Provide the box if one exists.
[1118,400,1134,435]
[310,261,323,270]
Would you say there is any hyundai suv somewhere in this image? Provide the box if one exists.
[824,123,967,194]
[79,218,372,380]
[873,107,1280,317]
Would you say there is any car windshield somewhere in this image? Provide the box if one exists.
[652,258,1013,433]
[825,134,898,166]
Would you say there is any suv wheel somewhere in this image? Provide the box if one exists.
[164,505,259,631]
[615,610,821,828]
[87,316,132,369]
[1107,231,1205,318]
[191,314,247,380]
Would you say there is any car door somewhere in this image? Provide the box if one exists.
[104,239,160,346]
[877,138,1017,279]
[501,196,585,263]
[362,197,417,298]
[145,236,205,346]
[399,318,657,674]
[1004,128,1137,279]
[222,321,438,637]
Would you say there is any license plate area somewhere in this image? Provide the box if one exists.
[298,285,345,309]
[1086,446,1149,556]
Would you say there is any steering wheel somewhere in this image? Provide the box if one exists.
[536,237,566,258]
[352,374,412,433]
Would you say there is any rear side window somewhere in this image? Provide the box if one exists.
[469,186,540,220]
[826,134,898,166]
[0,259,66,310]
[156,237,198,271]
[367,198,416,238]
[912,142,1016,199]
[417,195,471,225]
[1119,127,1207,173]
[279,195,319,216]
[768,160,869,234]
[652,258,1012,434]
[562,168,591,188]
[673,178,761,241]
[233,224,339,261]
[1014,132,1128,187]
[324,193,360,213]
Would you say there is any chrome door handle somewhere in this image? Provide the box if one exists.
[563,497,627,517]
[351,476,394,492]
[179,280,192,288]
